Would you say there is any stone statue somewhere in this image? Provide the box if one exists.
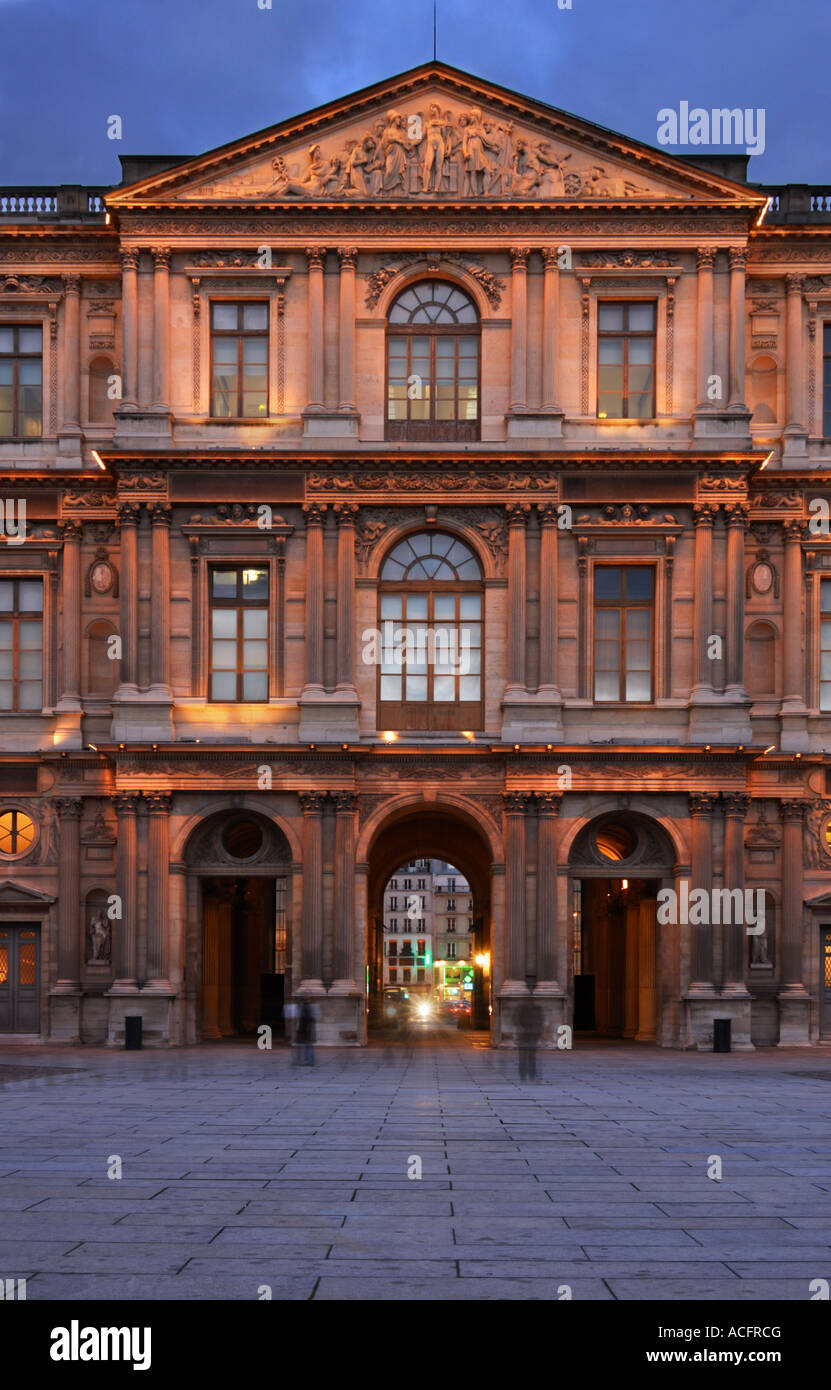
[750,929,771,966]
[460,107,500,196]
[271,144,330,197]
[87,908,111,963]
[421,103,447,193]
[380,110,410,193]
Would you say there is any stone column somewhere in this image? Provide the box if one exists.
[331,791,358,992]
[727,248,748,412]
[722,793,751,994]
[635,899,658,1041]
[150,248,171,413]
[144,792,172,990]
[337,247,357,412]
[109,792,140,991]
[148,502,171,695]
[60,274,81,436]
[688,793,717,991]
[535,792,561,989]
[299,792,325,992]
[53,797,82,992]
[691,504,716,697]
[695,247,716,410]
[509,248,529,412]
[724,502,749,696]
[502,792,529,994]
[785,273,805,434]
[505,503,529,696]
[624,901,640,1038]
[119,250,139,410]
[541,248,561,413]
[115,501,141,696]
[537,502,561,698]
[305,248,326,412]
[334,503,358,695]
[782,519,806,712]
[780,800,807,996]
[57,519,82,709]
[301,503,326,694]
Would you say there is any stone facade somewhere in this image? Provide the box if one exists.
[2,63,831,1049]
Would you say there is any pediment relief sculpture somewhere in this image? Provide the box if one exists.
[179,99,667,204]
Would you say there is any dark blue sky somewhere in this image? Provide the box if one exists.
[1,0,827,186]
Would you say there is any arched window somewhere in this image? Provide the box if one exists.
[745,620,776,697]
[88,356,115,424]
[377,531,483,731]
[386,281,480,442]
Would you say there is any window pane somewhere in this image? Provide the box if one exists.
[595,569,622,600]
[406,594,428,620]
[18,622,42,649]
[626,671,651,701]
[243,304,268,330]
[381,594,402,619]
[18,651,41,679]
[625,568,654,600]
[212,570,238,598]
[0,681,11,708]
[459,676,480,700]
[380,674,401,700]
[17,681,41,709]
[212,609,236,638]
[459,594,481,618]
[240,568,267,598]
[406,675,428,700]
[598,340,624,364]
[0,620,11,647]
[243,607,268,637]
[598,304,625,330]
[211,671,236,700]
[212,640,237,668]
[212,304,238,330]
[595,671,620,701]
[18,580,42,611]
[0,328,14,352]
[243,640,268,668]
[628,304,655,330]
[629,340,654,365]
[18,326,42,352]
[433,675,454,701]
[242,672,268,701]
[822,582,831,613]
[434,594,455,620]
[213,340,238,364]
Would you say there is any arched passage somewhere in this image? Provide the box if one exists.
[183,808,292,1041]
[568,810,676,1041]
[365,803,494,1037]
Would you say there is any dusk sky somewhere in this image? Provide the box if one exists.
[1,0,828,186]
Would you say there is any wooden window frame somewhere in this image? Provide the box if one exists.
[0,323,43,439]
[385,283,480,443]
[592,564,656,704]
[820,578,831,711]
[596,301,657,420]
[208,566,269,704]
[823,323,831,438]
[210,301,269,420]
[0,576,44,712]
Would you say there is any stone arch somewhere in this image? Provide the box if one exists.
[356,792,502,870]
[365,518,496,582]
[172,799,301,867]
[559,800,689,873]
[375,263,491,322]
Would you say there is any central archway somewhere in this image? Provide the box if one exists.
[364,802,495,1039]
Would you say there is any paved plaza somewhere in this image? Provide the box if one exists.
[0,1034,830,1301]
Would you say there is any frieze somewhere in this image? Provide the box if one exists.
[114,216,755,239]
[185,503,290,526]
[578,250,675,268]
[308,470,560,494]
[62,490,117,511]
[574,504,678,526]
[0,274,65,295]
[116,473,167,493]
[803,799,831,869]
[0,248,118,264]
[750,491,804,510]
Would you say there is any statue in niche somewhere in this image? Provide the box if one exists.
[421,103,447,192]
[750,928,771,967]
[87,907,111,963]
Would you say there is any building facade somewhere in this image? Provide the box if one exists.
[3,63,831,1049]
[382,858,474,1000]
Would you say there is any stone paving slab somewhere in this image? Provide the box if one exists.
[0,1038,829,1300]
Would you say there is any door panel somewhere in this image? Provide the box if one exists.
[0,925,40,1033]
[821,927,831,1040]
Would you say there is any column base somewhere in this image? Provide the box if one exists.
[111,697,174,743]
[106,980,140,995]
[501,692,563,743]
[107,994,173,1047]
[302,409,360,440]
[298,689,360,742]
[142,980,175,995]
[328,979,362,996]
[297,979,326,997]
[777,990,811,1046]
[499,979,530,997]
[309,992,364,1045]
[505,409,564,440]
[687,694,752,744]
[779,708,810,751]
[47,991,82,1043]
[113,409,173,446]
[52,711,83,750]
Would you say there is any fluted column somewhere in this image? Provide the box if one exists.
[109,792,140,991]
[509,248,529,412]
[337,247,357,412]
[301,503,326,694]
[722,793,750,994]
[780,800,808,996]
[541,248,561,412]
[148,502,171,695]
[727,248,748,412]
[299,792,325,991]
[782,519,806,712]
[688,793,717,992]
[785,273,805,433]
[150,248,171,413]
[695,247,716,411]
[334,503,358,694]
[53,797,82,992]
[331,791,358,991]
[119,250,139,410]
[305,247,326,412]
[724,502,749,696]
[502,792,529,994]
[505,503,529,696]
[57,519,82,708]
[536,792,561,989]
[144,792,172,990]
[537,502,560,698]
[115,501,140,696]
[691,504,716,697]
[60,274,81,436]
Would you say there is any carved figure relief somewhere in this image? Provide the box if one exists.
[87,908,111,963]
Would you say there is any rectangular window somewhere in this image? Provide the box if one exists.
[389,968,397,983]
[417,878,425,889]
[447,941,456,959]
[0,577,43,710]
[417,939,426,956]
[594,566,654,703]
[597,302,656,419]
[402,968,411,983]
[390,897,398,910]
[821,580,831,710]
[378,589,483,715]
[417,968,425,983]
[388,941,397,957]
[447,898,456,910]
[447,918,456,931]
[0,325,43,438]
[824,324,831,438]
[403,879,411,889]
[209,567,269,702]
[210,302,269,418]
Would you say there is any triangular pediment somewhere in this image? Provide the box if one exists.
[107,63,764,211]
[806,890,831,910]
[0,879,55,905]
